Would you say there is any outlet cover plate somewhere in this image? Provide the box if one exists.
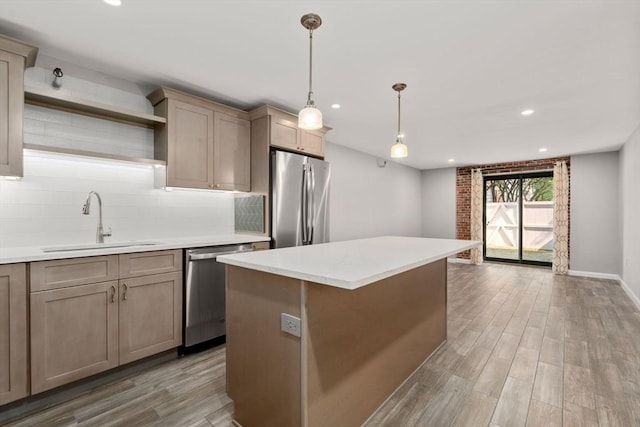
[281,313,301,337]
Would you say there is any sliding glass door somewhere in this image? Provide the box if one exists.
[484,172,553,266]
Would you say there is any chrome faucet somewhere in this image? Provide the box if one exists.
[82,191,112,243]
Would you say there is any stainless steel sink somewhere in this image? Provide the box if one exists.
[41,241,161,252]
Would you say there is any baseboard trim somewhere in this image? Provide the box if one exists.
[448,257,472,264]
[619,278,640,312]
[567,270,621,281]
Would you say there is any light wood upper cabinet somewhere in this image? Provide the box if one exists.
[166,100,214,189]
[250,105,329,159]
[0,35,37,177]
[148,87,250,191]
[214,112,251,191]
[270,116,299,152]
[0,263,28,405]
[299,128,325,158]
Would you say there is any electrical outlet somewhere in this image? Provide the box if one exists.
[281,313,301,337]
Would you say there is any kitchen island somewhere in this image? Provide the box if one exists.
[218,236,481,427]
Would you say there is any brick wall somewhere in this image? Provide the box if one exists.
[456,157,571,259]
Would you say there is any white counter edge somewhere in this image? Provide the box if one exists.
[0,234,270,264]
[219,239,481,290]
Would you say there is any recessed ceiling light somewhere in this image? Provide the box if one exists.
[448,158,455,163]
[104,0,122,6]
[521,109,535,116]
[331,104,341,109]
[539,148,548,152]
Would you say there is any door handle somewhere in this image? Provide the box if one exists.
[308,164,315,244]
[301,164,309,245]
[122,283,128,301]
[110,285,116,303]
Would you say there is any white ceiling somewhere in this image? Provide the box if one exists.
[1,0,639,170]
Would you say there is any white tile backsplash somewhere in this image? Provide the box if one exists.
[0,153,234,248]
[23,67,155,160]
[24,104,155,159]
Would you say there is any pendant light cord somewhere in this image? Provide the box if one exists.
[308,29,314,105]
[397,90,401,141]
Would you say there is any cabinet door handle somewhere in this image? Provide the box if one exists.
[122,283,128,301]
[110,285,116,303]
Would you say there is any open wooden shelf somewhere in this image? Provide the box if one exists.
[23,143,166,167]
[24,86,167,127]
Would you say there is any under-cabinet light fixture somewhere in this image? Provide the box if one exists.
[103,0,122,6]
[521,109,535,116]
[390,83,408,159]
[298,13,323,130]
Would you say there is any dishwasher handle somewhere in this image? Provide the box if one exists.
[188,249,254,261]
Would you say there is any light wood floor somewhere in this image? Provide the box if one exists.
[3,263,640,426]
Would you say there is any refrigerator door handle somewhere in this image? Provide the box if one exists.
[301,163,309,245]
[309,164,315,244]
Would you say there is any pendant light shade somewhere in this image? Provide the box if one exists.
[299,13,323,130]
[390,141,408,158]
[299,105,323,130]
[390,83,408,158]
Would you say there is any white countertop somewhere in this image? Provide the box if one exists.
[0,234,270,264]
[217,236,481,290]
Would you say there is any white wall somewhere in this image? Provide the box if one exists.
[421,168,456,239]
[0,153,234,247]
[570,152,620,274]
[620,126,640,305]
[325,143,422,242]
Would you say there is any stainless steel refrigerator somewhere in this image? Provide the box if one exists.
[271,150,330,248]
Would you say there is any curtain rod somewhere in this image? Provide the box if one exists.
[481,168,554,177]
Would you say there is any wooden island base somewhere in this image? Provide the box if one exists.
[226,258,447,427]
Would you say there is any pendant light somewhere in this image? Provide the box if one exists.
[390,83,408,158]
[298,13,323,130]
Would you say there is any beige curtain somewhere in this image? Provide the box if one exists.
[470,168,484,265]
[552,161,569,274]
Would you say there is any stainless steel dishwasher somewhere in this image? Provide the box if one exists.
[184,244,255,347]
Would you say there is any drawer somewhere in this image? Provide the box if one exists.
[119,250,182,278]
[251,241,270,251]
[31,255,118,292]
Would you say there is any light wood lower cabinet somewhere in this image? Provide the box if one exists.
[118,272,182,365]
[0,263,28,405]
[30,281,119,394]
[251,241,270,251]
[30,250,183,394]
